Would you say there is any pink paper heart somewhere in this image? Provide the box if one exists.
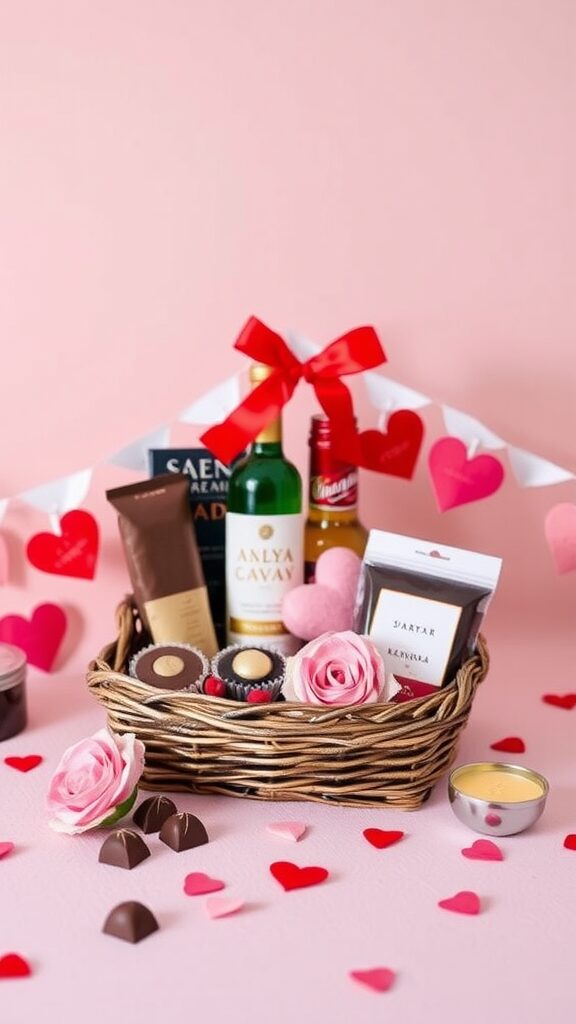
[0,842,15,859]
[462,839,503,861]
[349,967,396,993]
[205,896,244,919]
[545,504,576,574]
[183,872,225,896]
[438,890,481,915]
[0,603,67,671]
[266,821,307,842]
[428,437,504,512]
[0,534,9,586]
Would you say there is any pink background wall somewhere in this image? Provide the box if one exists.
[1,0,575,647]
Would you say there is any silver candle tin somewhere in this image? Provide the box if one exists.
[448,761,549,836]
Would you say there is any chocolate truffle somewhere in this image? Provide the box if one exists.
[102,901,159,944]
[159,812,209,852]
[211,644,285,701]
[98,829,151,870]
[133,795,178,834]
[129,643,208,692]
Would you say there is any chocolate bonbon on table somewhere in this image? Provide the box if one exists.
[98,829,151,870]
[102,901,159,943]
[133,795,177,834]
[159,812,209,852]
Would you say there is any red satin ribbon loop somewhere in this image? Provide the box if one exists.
[200,317,387,465]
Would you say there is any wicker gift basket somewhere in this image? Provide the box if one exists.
[87,597,489,810]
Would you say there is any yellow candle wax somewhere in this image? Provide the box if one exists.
[455,768,544,803]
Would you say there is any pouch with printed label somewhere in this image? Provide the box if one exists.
[354,530,502,702]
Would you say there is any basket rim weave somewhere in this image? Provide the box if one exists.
[86,597,489,809]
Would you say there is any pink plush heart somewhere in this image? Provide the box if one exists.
[438,890,481,915]
[545,504,576,574]
[0,603,67,671]
[183,872,225,896]
[0,534,9,586]
[205,896,244,919]
[266,821,307,842]
[349,967,396,993]
[282,548,362,640]
[462,839,503,861]
[428,437,504,512]
[0,842,15,859]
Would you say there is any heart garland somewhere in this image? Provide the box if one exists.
[337,410,424,479]
[0,604,67,672]
[26,510,99,580]
[428,437,504,512]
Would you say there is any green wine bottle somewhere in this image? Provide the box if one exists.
[226,364,303,655]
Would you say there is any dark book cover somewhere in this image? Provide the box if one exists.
[149,448,229,647]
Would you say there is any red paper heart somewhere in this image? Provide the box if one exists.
[0,842,15,859]
[349,967,396,993]
[563,835,576,851]
[184,872,225,896]
[0,603,67,671]
[26,510,99,580]
[428,437,504,512]
[270,861,329,892]
[363,828,405,850]
[462,839,503,861]
[545,503,576,574]
[490,736,525,754]
[438,890,480,915]
[543,693,576,710]
[0,953,31,978]
[4,755,43,773]
[350,411,424,479]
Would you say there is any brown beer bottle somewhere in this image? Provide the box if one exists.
[304,415,368,583]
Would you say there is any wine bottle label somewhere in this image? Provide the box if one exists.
[225,512,303,655]
[309,468,358,511]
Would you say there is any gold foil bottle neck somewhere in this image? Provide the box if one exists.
[250,363,281,444]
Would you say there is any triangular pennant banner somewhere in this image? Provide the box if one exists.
[441,405,506,451]
[20,468,93,516]
[365,371,431,411]
[508,446,575,488]
[179,375,241,425]
[108,426,170,471]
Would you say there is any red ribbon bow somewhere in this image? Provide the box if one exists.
[200,316,386,464]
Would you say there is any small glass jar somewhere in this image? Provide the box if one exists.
[0,644,27,742]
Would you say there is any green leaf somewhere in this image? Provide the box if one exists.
[99,788,139,828]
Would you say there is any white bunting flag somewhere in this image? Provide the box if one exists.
[108,426,171,472]
[441,406,506,451]
[364,372,431,412]
[20,468,93,516]
[179,375,241,425]
[507,446,575,488]
[0,499,8,525]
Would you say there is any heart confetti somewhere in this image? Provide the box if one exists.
[485,812,502,827]
[363,828,404,850]
[563,835,576,851]
[26,510,99,580]
[0,603,67,672]
[490,736,525,754]
[438,891,481,915]
[266,821,307,843]
[184,873,225,896]
[349,967,396,993]
[0,843,15,859]
[270,861,329,892]
[545,503,576,574]
[462,839,503,861]
[4,755,43,773]
[428,437,504,512]
[0,953,31,979]
[205,896,244,919]
[542,693,576,710]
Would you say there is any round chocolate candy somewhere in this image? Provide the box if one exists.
[129,643,208,692]
[210,644,285,701]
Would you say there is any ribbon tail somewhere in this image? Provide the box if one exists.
[201,372,296,465]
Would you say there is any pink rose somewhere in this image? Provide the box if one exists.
[46,727,145,835]
[285,631,394,706]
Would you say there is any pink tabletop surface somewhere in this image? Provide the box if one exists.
[3,617,575,1024]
